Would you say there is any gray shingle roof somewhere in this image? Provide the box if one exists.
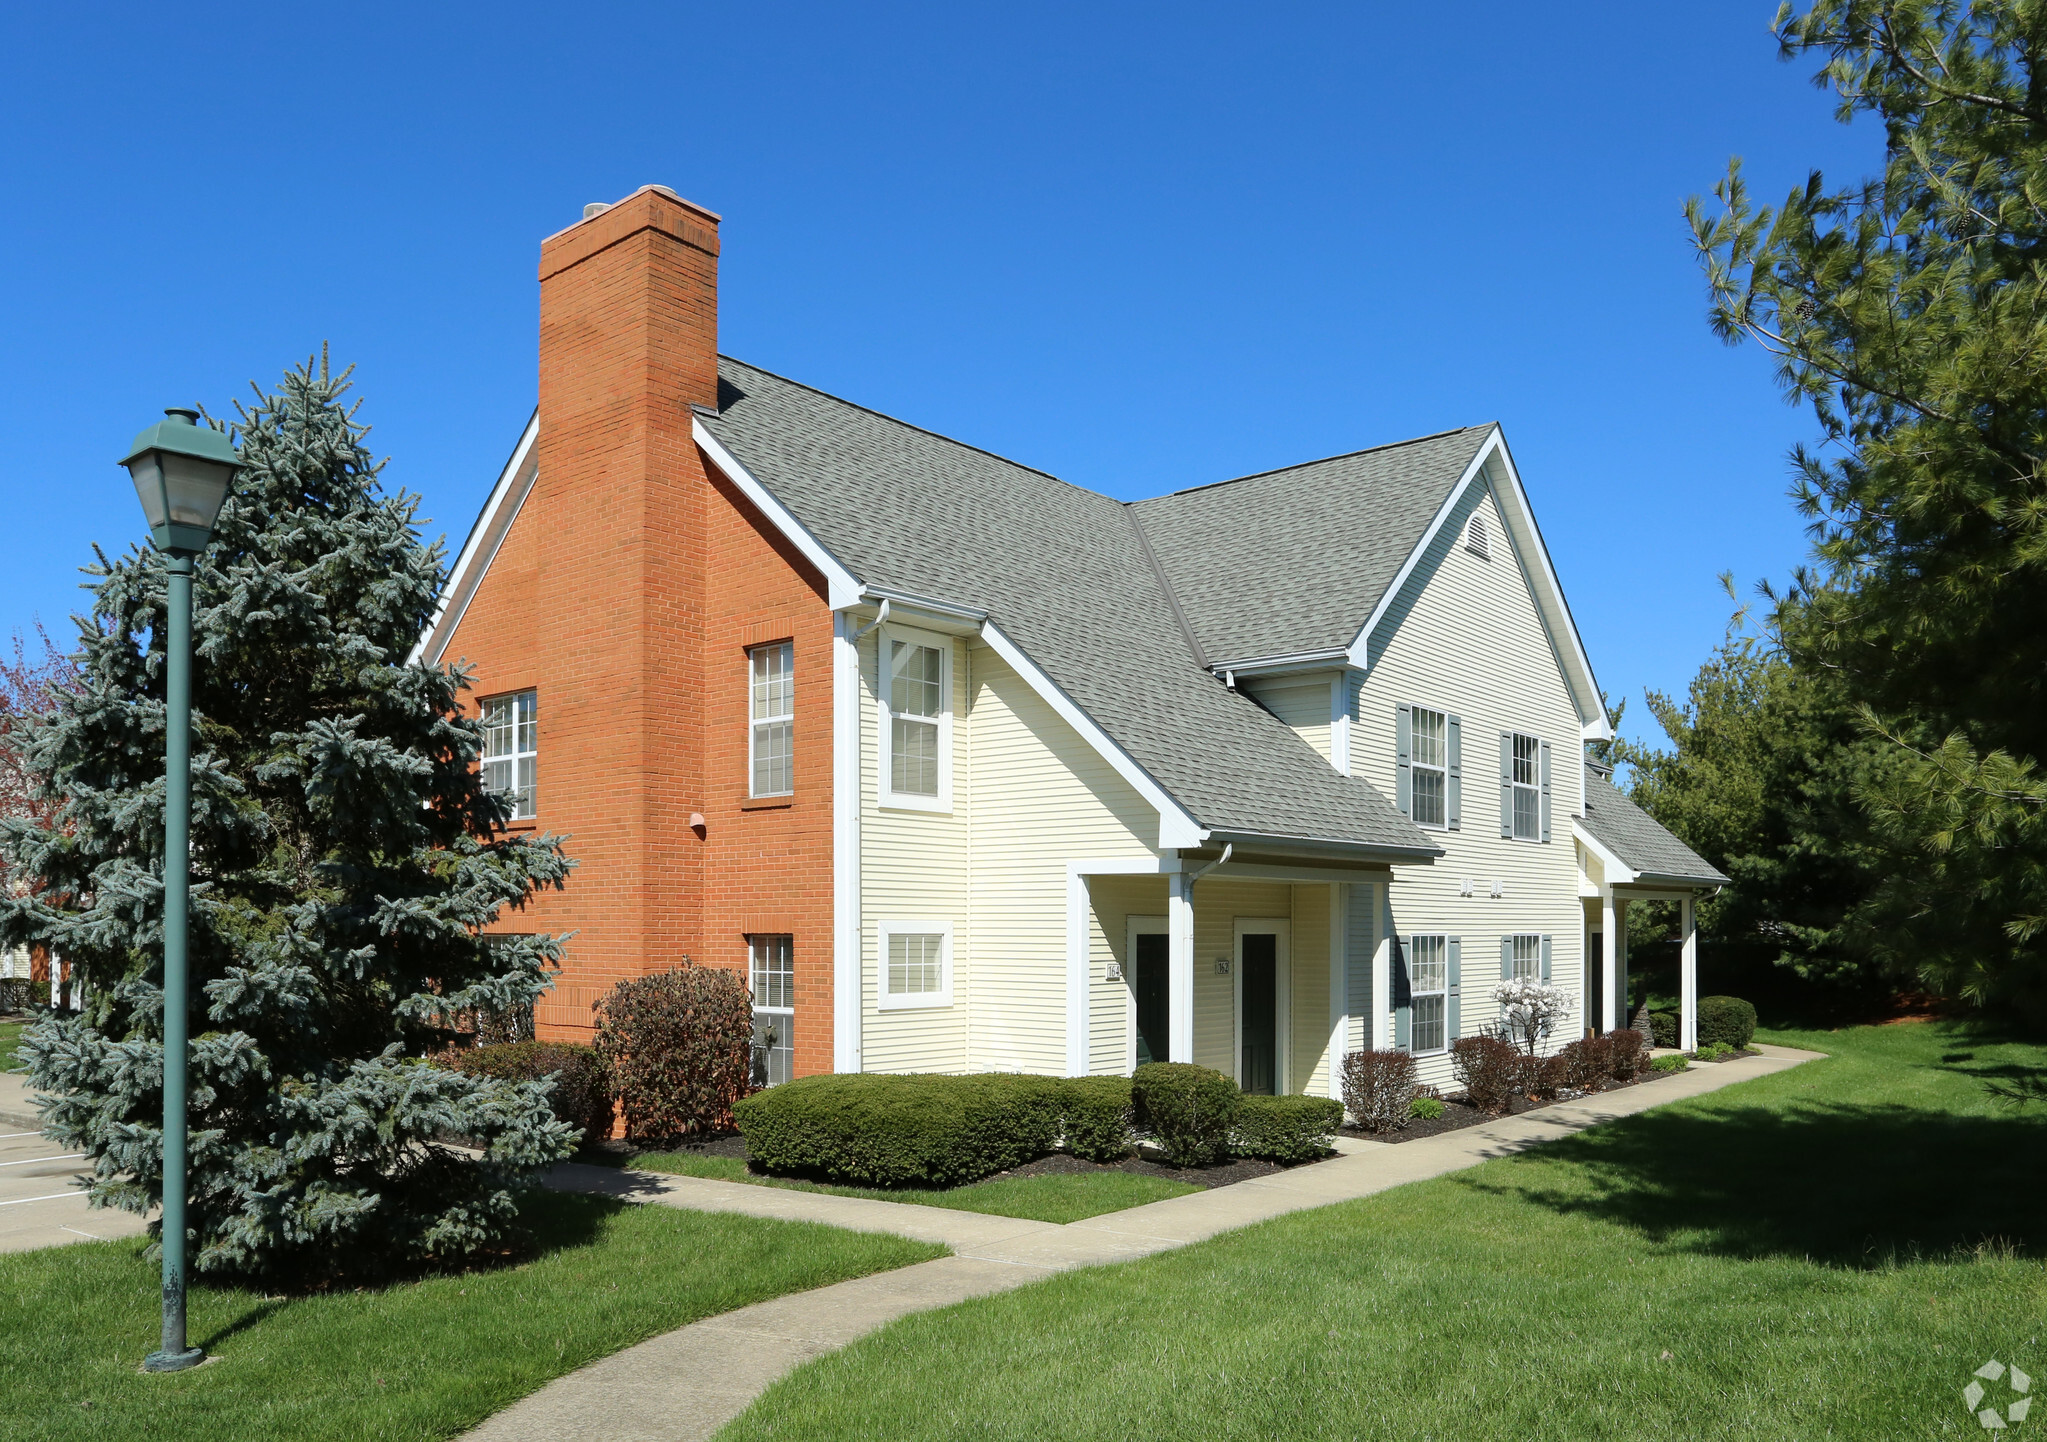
[1129,428,1494,665]
[701,357,1437,854]
[1580,766,1730,886]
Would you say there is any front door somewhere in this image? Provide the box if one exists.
[1587,930,1604,1035]
[1239,932,1278,1095]
[1134,931,1170,1065]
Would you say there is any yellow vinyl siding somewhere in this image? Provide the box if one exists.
[858,627,1158,1077]
[1291,884,1332,1096]
[1355,476,1586,1089]
[1083,875,1169,1075]
[1243,677,1334,762]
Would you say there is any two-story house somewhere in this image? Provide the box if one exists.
[418,185,1726,1099]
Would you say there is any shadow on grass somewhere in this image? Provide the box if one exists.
[1471,1102,2047,1266]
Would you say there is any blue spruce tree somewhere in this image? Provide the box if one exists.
[0,357,577,1280]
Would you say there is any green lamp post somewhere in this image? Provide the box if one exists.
[119,408,241,1374]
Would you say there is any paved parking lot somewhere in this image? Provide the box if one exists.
[0,1126,147,1253]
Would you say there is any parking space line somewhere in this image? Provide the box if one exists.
[0,1190,85,1206]
[0,1154,81,1168]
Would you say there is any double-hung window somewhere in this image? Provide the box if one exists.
[749,935,795,1087]
[749,642,794,797]
[1407,934,1448,1053]
[878,920,952,1009]
[880,631,951,809]
[1506,731,1544,841]
[481,690,537,820]
[1508,933,1542,981]
[1398,704,1458,830]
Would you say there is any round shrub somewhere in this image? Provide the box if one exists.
[1061,1075,1133,1161]
[1341,1048,1419,1133]
[1561,1036,1610,1093]
[1449,1035,1521,1114]
[1648,1009,1680,1050]
[1409,1095,1446,1121]
[1230,1094,1343,1162]
[594,964,754,1144]
[442,1041,614,1146]
[1698,995,1758,1050]
[735,1072,1063,1187]
[1606,1027,1649,1081]
[1131,1062,1240,1167]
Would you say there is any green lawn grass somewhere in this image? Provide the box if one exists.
[0,1019,22,1070]
[722,1022,2047,1441]
[0,1190,941,1442]
[626,1149,1200,1224]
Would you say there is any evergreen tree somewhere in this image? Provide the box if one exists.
[1690,1,2047,1014]
[0,357,576,1280]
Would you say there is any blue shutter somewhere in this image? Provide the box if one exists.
[1395,707,1412,816]
[1498,732,1513,838]
[1500,936,1513,981]
[1541,934,1553,982]
[1446,714,1462,830]
[1540,741,1553,843]
[1392,934,1412,1049]
[1447,936,1462,1041]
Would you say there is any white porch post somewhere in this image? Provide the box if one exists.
[1168,870,1196,1064]
[1370,882,1391,1050]
[1599,886,1619,1034]
[831,611,863,1073]
[1679,895,1699,1053]
[1065,869,1090,1077]
[1327,883,1348,1100]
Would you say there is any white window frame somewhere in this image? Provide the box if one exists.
[877,626,953,812]
[1509,731,1542,841]
[481,689,537,820]
[1509,933,1542,981]
[1408,933,1449,1055]
[877,919,954,1010]
[1409,704,1449,831]
[749,934,795,1086]
[748,641,795,798]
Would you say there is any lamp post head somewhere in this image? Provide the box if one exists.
[119,408,242,555]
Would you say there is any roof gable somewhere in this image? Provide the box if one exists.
[1579,765,1730,886]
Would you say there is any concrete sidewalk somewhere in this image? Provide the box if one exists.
[467,1043,1823,1442]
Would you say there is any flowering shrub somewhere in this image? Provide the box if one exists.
[1493,977,1575,1055]
[594,964,755,1143]
[1340,1048,1420,1132]
[1450,1035,1522,1114]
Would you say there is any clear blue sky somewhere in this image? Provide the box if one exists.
[0,3,1873,748]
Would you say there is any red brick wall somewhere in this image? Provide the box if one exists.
[441,187,837,1077]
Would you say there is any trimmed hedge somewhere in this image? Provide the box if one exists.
[443,1041,614,1145]
[734,1072,1064,1187]
[1061,1075,1133,1161]
[1698,995,1758,1049]
[1230,1094,1343,1162]
[1648,1009,1680,1049]
[594,965,754,1143]
[1131,1062,1240,1167]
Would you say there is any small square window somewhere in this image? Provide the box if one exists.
[878,922,952,1009]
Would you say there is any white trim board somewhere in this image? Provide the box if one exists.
[1067,857,1173,1076]
[1345,426,1611,742]
[412,412,540,667]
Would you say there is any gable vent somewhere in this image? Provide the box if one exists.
[1465,513,1491,560]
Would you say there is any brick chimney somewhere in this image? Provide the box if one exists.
[531,186,723,994]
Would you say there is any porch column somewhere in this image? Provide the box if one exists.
[1599,887,1619,1034]
[1168,870,1196,1064]
[1327,883,1348,1101]
[1679,896,1699,1052]
[1370,883,1391,1050]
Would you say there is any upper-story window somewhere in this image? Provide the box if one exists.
[749,642,794,797]
[1397,704,1460,831]
[880,630,952,810]
[1501,730,1550,842]
[481,690,537,820]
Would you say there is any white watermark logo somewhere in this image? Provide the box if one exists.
[1965,1360,2033,1430]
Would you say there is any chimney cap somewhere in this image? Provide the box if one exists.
[583,202,611,220]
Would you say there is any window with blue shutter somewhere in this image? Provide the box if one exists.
[1446,714,1462,830]
[1392,932,1412,1049]
[1395,707,1412,817]
[1499,936,1513,981]
[1540,741,1553,843]
[1446,936,1462,1042]
[1498,732,1513,838]
[1540,934,1552,982]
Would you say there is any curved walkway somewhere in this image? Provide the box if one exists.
[467,1044,1823,1442]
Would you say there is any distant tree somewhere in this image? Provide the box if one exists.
[1689,0,2047,1015]
[0,357,577,1281]
[0,622,72,891]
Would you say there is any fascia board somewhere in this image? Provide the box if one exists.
[977,619,1208,850]
[693,417,864,610]
[1572,819,1640,885]
[1346,425,1613,739]
[1201,828,1441,864]
[410,411,540,667]
[1346,432,1496,670]
[1205,648,1350,678]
